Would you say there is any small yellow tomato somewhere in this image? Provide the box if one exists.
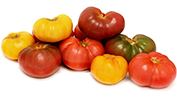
[1,31,35,60]
[33,14,73,42]
[91,54,128,85]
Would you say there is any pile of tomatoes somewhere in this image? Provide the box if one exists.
[1,7,176,89]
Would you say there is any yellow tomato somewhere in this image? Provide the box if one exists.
[91,54,128,84]
[1,31,35,60]
[33,14,73,42]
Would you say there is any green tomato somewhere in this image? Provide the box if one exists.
[105,34,156,62]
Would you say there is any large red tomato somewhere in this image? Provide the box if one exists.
[78,6,125,40]
[59,37,105,71]
[18,42,62,78]
[129,52,176,88]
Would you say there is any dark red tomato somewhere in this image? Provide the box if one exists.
[59,37,105,71]
[129,52,176,88]
[18,42,62,78]
[74,25,87,40]
[78,6,125,40]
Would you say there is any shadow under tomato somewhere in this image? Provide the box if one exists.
[61,63,90,73]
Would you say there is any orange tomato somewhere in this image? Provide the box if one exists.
[33,14,73,42]
[91,54,128,84]
[1,31,35,60]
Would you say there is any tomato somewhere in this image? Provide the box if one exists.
[32,32,40,42]
[105,34,156,62]
[18,42,62,78]
[78,7,125,40]
[129,52,176,88]
[33,14,73,42]
[59,37,105,71]
[1,31,35,60]
[74,25,87,40]
[91,54,128,84]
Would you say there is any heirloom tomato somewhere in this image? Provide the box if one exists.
[105,34,156,62]
[1,31,35,60]
[129,52,176,88]
[78,7,125,40]
[33,14,73,42]
[59,37,105,71]
[18,42,62,78]
[91,54,128,84]
[74,25,87,40]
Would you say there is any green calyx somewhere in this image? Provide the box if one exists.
[10,33,20,39]
[80,41,88,48]
[34,43,49,49]
[98,13,107,19]
[125,36,138,45]
[106,56,114,59]
[150,57,160,63]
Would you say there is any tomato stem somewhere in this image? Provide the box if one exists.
[125,36,138,45]
[34,43,49,49]
[80,41,88,48]
[106,56,114,59]
[150,57,160,63]
[98,13,107,19]
[10,33,20,39]
[46,17,58,21]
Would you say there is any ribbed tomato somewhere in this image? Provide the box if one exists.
[59,37,105,71]
[105,34,156,62]
[91,54,128,84]
[1,31,35,60]
[78,7,125,40]
[18,42,62,78]
[129,52,176,88]
[33,14,73,42]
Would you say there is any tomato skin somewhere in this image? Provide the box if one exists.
[78,7,125,40]
[1,31,35,60]
[18,42,62,78]
[32,32,40,42]
[105,34,156,62]
[74,25,87,40]
[129,52,176,88]
[91,54,128,84]
[59,37,105,71]
[33,14,73,42]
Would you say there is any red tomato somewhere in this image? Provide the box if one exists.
[129,52,176,88]
[18,42,62,78]
[59,37,105,71]
[74,25,87,40]
[78,6,125,40]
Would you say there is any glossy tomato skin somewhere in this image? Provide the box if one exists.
[59,37,105,71]
[91,54,128,84]
[129,52,176,88]
[33,14,73,42]
[18,42,62,78]
[78,7,125,40]
[1,31,35,60]
[105,34,156,62]
[74,25,87,40]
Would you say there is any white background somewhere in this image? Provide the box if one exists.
[0,0,177,98]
